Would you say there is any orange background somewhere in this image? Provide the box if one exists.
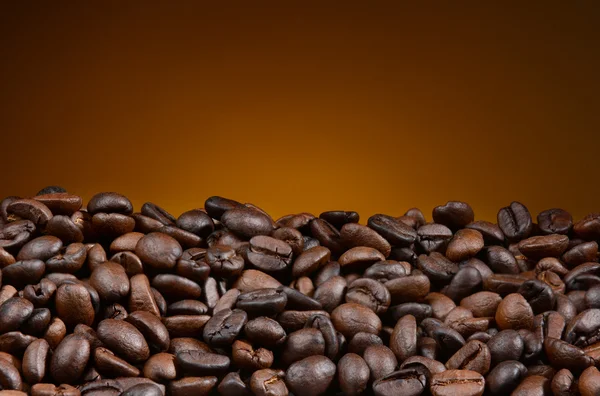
[1,3,599,223]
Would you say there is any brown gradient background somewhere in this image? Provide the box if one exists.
[1,3,599,223]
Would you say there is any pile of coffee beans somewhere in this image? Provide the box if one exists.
[0,187,599,395]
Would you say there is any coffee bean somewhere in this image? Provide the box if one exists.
[416,223,453,254]
[372,367,429,396]
[339,247,386,271]
[203,308,247,346]
[385,272,431,304]
[537,209,573,235]
[250,369,288,396]
[168,376,218,396]
[319,211,359,229]
[446,340,491,374]
[367,214,417,247]
[433,201,475,231]
[135,232,182,270]
[574,213,600,240]
[236,288,288,317]
[511,375,550,396]
[218,371,251,396]
[486,360,527,395]
[518,234,570,260]
[497,201,533,242]
[579,366,600,396]
[431,369,485,396]
[285,355,335,396]
[545,337,595,371]
[341,223,391,257]
[281,328,325,366]
[338,353,370,395]
[50,334,90,384]
[152,274,202,300]
[96,319,150,364]
[245,316,287,347]
[331,303,381,338]
[390,314,417,362]
[446,229,484,262]
[233,270,282,292]
[176,350,230,376]
[495,293,534,330]
[232,339,273,370]
[465,221,505,245]
[221,207,274,239]
[364,345,398,381]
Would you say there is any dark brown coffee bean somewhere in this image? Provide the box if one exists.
[385,272,431,304]
[56,283,95,328]
[282,328,325,366]
[390,302,432,323]
[372,367,429,396]
[87,192,133,215]
[424,293,456,321]
[465,221,505,245]
[245,316,287,348]
[275,213,314,231]
[50,334,90,384]
[445,340,490,375]
[250,369,288,396]
[390,314,417,362]
[339,247,386,271]
[319,211,359,230]
[313,276,346,313]
[96,319,150,364]
[2,260,45,289]
[204,245,244,278]
[545,337,595,371]
[310,218,345,256]
[135,232,182,270]
[445,266,482,302]
[94,347,140,378]
[22,279,56,308]
[487,329,524,365]
[337,353,369,395]
[247,236,292,273]
[140,352,177,382]
[0,297,34,334]
[486,360,527,395]
[563,241,598,267]
[218,371,251,396]
[433,201,474,231]
[537,209,572,235]
[22,338,48,384]
[203,308,247,346]
[91,212,135,238]
[331,303,381,338]
[278,285,321,310]
[221,207,274,239]
[367,214,417,247]
[176,350,230,376]
[168,337,211,355]
[237,288,287,317]
[204,196,243,220]
[162,315,210,338]
[232,339,273,371]
[125,311,170,353]
[497,201,533,242]
[176,209,215,239]
[123,383,164,396]
[17,236,62,262]
[416,223,453,254]
[43,318,66,350]
[292,246,330,278]
[168,299,208,316]
[363,260,410,282]
[400,355,446,374]
[518,234,570,260]
[345,278,390,314]
[574,213,600,240]
[431,369,484,396]
[417,253,459,285]
[128,274,160,317]
[46,243,87,274]
[364,344,398,381]
[45,215,84,244]
[0,220,35,252]
[88,262,129,303]
[6,199,53,228]
[285,355,335,396]
[152,274,202,300]
[512,375,550,396]
[340,223,391,257]
[460,292,501,317]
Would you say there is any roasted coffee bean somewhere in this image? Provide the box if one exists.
[390,314,417,362]
[89,262,130,303]
[417,253,459,285]
[372,367,429,396]
[55,283,95,328]
[487,329,524,365]
[319,211,359,230]
[367,214,417,246]
[486,360,527,395]
[497,201,533,242]
[152,274,202,300]
[519,234,570,260]
[236,288,288,317]
[50,334,90,384]
[545,337,595,371]
[364,344,398,381]
[0,221,36,252]
[278,285,321,310]
[563,241,598,267]
[232,339,273,371]
[445,266,482,302]
[341,223,391,257]
[126,311,170,353]
[331,303,381,338]
[203,308,247,346]
[446,340,491,374]
[110,231,144,253]
[135,232,182,270]
[247,236,292,273]
[446,229,484,262]
[46,215,84,244]
[430,369,485,396]
[339,247,386,271]
[338,353,370,395]
[433,201,475,231]
[416,223,453,254]
[495,293,534,330]
[385,272,431,304]
[7,199,53,228]
[579,366,600,396]
[0,297,34,334]
[537,208,573,235]
[313,276,347,313]
[176,350,230,376]
[218,371,251,396]
[245,316,287,347]
[285,355,335,396]
[221,207,274,239]
[465,221,505,245]
[96,319,150,364]
[250,369,288,396]
[24,340,49,386]
[281,328,325,365]
[163,315,210,338]
[87,192,133,215]
[95,347,140,377]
